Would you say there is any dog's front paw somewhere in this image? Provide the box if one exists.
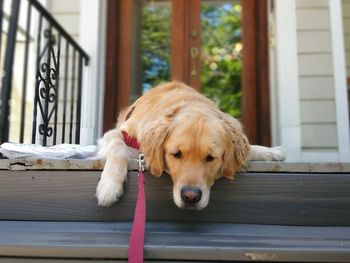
[270,146,286,161]
[96,176,124,207]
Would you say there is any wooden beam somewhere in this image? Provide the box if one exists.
[188,0,201,90]
[171,0,201,90]
[103,0,119,132]
[242,0,258,144]
[0,158,350,173]
[256,0,271,146]
[116,0,133,112]
[103,0,134,132]
[242,0,271,146]
[171,0,187,84]
[1,221,350,261]
[1,170,350,226]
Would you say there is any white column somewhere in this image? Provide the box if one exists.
[274,0,302,161]
[329,0,350,162]
[79,0,107,145]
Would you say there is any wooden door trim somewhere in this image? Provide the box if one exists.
[242,0,258,144]
[242,0,271,146]
[171,0,201,90]
[103,0,134,132]
[256,0,271,146]
[103,0,119,132]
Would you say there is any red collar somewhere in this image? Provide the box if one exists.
[122,131,140,150]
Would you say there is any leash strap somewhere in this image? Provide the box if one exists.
[128,168,145,262]
[122,131,145,263]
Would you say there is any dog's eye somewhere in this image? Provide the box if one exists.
[172,151,182,159]
[206,154,215,162]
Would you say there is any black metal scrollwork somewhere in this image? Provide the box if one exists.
[0,0,89,144]
[35,28,59,145]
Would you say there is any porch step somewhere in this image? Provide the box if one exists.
[1,221,350,262]
[0,167,350,225]
[1,160,350,262]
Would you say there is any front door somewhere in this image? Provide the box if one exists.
[104,0,270,146]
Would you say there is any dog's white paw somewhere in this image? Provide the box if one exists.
[96,176,124,207]
[269,146,286,161]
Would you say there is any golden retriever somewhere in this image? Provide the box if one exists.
[96,82,285,210]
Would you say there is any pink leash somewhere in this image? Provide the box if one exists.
[122,131,146,263]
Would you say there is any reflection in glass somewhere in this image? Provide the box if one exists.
[141,0,171,93]
[201,1,242,118]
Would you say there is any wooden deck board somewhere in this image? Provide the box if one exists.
[1,158,350,173]
[0,170,350,225]
[1,159,350,261]
[1,221,350,262]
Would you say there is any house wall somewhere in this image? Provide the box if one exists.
[343,0,350,159]
[47,0,81,43]
[295,0,338,154]
[343,0,350,80]
[273,0,349,162]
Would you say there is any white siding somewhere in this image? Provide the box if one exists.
[297,31,332,53]
[301,124,338,148]
[295,0,329,8]
[48,0,81,42]
[300,100,337,123]
[299,77,335,99]
[343,0,350,158]
[298,54,333,76]
[296,9,331,30]
[343,0,350,77]
[295,0,338,152]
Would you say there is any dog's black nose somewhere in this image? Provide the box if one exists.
[181,187,202,204]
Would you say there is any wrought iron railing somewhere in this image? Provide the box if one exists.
[0,0,89,146]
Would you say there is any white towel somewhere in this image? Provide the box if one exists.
[0,143,98,159]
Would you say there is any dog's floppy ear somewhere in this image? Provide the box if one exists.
[220,114,250,179]
[140,106,179,177]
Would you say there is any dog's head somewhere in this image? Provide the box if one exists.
[140,108,249,210]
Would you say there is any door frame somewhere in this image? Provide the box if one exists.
[171,0,201,90]
[103,0,134,132]
[242,0,271,145]
[103,0,271,146]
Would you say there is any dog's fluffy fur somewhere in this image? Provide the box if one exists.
[96,82,285,210]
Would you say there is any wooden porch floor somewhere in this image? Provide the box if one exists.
[0,159,349,262]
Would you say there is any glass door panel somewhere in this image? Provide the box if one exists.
[141,0,171,93]
[201,1,242,118]
[138,0,242,120]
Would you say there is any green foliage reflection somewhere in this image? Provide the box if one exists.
[201,3,242,118]
[141,5,171,92]
[141,2,242,117]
